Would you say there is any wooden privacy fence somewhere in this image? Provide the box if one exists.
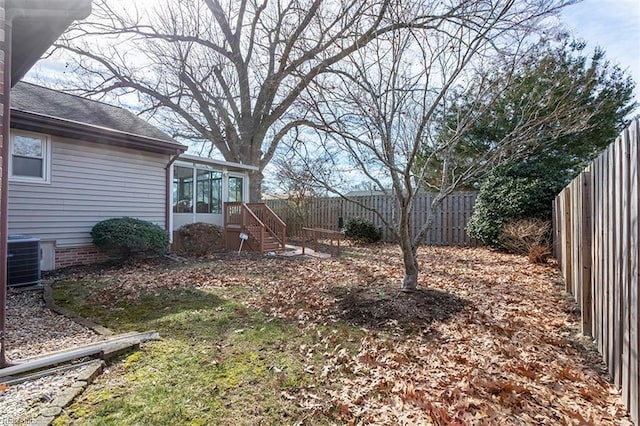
[265,192,477,246]
[553,118,639,424]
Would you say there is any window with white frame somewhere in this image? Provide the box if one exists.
[10,131,50,183]
[173,166,193,213]
[173,165,223,214]
[196,169,222,213]
[228,176,244,202]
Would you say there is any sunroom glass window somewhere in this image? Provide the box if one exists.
[196,169,222,214]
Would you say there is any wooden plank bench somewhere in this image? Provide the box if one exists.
[301,227,343,257]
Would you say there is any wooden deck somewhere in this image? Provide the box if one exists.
[224,203,286,253]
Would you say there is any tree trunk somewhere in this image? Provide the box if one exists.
[398,205,419,291]
[401,241,419,291]
[248,169,264,202]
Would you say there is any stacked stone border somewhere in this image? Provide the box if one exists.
[31,360,105,426]
[31,283,124,425]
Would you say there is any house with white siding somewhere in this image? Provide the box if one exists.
[8,82,255,270]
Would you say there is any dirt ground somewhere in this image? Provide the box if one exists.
[331,285,468,331]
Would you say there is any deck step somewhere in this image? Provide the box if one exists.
[224,202,286,253]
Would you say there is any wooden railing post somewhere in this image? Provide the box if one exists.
[241,205,246,231]
[260,227,265,253]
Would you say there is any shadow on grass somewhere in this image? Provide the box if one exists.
[53,281,308,349]
[329,285,468,334]
[52,282,342,425]
[54,282,225,333]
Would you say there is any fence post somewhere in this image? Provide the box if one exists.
[563,189,573,292]
[581,171,593,337]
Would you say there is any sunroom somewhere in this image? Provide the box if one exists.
[170,154,255,231]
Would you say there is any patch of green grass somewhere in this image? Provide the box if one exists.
[52,279,356,425]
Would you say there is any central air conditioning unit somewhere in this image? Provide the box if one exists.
[7,234,41,287]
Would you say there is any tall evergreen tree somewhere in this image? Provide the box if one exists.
[466,38,637,246]
[421,37,637,191]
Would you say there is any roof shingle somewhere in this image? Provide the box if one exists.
[11,82,177,144]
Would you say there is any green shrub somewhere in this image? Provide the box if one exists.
[467,162,567,247]
[91,217,169,258]
[343,217,382,243]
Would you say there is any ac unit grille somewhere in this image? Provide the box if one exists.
[7,235,41,287]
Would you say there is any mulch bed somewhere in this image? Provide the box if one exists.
[331,285,468,331]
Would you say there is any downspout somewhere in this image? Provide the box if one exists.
[165,150,182,242]
[0,15,13,368]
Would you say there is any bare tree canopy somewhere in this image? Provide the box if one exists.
[52,0,443,200]
[282,0,584,289]
[52,0,588,290]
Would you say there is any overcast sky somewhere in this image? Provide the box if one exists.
[560,0,640,109]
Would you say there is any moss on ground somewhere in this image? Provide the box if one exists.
[51,277,353,425]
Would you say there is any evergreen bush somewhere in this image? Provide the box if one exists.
[467,163,566,248]
[91,217,168,258]
[343,217,382,243]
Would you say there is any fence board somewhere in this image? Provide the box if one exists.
[563,189,572,292]
[595,153,604,349]
[265,192,477,246]
[573,178,581,301]
[613,142,621,386]
[553,118,639,424]
[604,149,611,366]
[628,120,639,420]
[621,127,631,407]
[581,172,592,337]
[607,144,618,381]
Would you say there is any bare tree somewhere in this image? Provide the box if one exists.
[52,0,444,200]
[272,145,329,202]
[287,0,590,290]
[266,153,330,238]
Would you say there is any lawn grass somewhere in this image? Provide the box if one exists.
[48,246,630,425]
[52,278,359,425]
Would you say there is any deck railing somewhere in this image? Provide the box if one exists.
[224,202,286,252]
[247,203,287,249]
[224,202,244,227]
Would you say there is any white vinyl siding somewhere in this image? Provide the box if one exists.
[8,136,169,248]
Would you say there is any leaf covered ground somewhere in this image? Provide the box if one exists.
[51,245,631,425]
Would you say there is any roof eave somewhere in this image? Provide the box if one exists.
[10,109,187,155]
[7,0,92,85]
[178,153,260,171]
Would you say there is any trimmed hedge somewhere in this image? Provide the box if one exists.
[91,217,168,258]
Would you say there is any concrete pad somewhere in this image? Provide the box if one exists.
[279,244,332,259]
